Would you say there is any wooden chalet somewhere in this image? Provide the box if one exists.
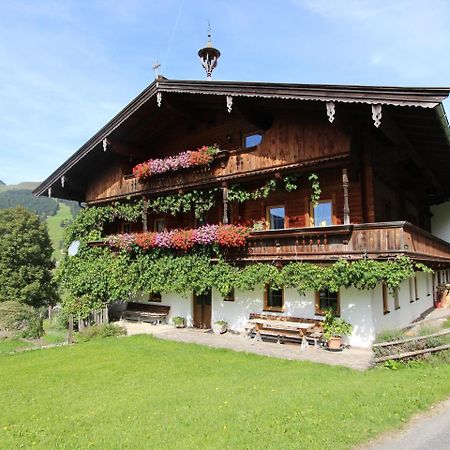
[35,77,450,346]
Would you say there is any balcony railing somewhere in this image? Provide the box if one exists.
[225,222,450,264]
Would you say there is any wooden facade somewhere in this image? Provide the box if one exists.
[34,79,450,266]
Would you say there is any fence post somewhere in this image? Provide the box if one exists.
[68,314,74,344]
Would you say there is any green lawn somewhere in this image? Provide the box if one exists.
[46,202,72,259]
[0,338,31,355]
[1,336,450,450]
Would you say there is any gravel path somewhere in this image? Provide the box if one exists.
[362,397,450,450]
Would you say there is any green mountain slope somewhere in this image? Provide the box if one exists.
[0,181,40,192]
[0,181,79,260]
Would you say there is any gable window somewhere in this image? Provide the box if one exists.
[311,200,333,227]
[243,132,263,148]
[315,289,340,316]
[266,206,285,230]
[154,218,166,232]
[264,285,284,312]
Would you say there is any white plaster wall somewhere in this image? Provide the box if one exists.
[339,288,375,348]
[212,286,375,347]
[211,276,434,348]
[371,272,434,336]
[130,273,434,348]
[431,201,450,243]
[211,287,316,331]
[131,291,194,327]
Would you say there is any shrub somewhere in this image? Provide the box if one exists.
[375,329,406,344]
[0,301,43,338]
[77,323,127,342]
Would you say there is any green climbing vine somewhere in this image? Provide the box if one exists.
[147,188,220,219]
[58,171,430,319]
[308,173,321,207]
[58,227,432,319]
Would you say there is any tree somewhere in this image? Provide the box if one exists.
[0,207,57,307]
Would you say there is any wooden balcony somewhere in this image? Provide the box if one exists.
[225,222,450,265]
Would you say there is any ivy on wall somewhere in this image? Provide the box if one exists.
[58,236,432,318]
[58,173,432,318]
[69,173,316,242]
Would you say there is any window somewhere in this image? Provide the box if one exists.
[264,285,284,312]
[315,289,340,316]
[311,201,333,227]
[244,132,263,148]
[394,288,400,310]
[409,278,415,303]
[149,292,162,302]
[154,218,166,232]
[266,206,285,230]
[120,222,132,234]
[414,276,419,301]
[223,288,235,302]
[382,283,390,315]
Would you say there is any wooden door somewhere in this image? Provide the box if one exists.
[193,290,212,329]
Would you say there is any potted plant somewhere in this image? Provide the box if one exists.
[172,316,186,328]
[212,320,228,334]
[322,309,352,350]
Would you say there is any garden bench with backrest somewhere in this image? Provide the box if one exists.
[246,313,324,347]
[121,302,170,324]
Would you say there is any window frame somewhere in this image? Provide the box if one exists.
[243,131,263,149]
[149,292,162,303]
[310,199,334,227]
[315,289,340,316]
[263,285,284,313]
[120,222,132,234]
[266,205,286,230]
[382,283,390,315]
[223,288,235,302]
[393,288,400,311]
[153,218,166,232]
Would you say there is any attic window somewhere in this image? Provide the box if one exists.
[244,132,263,148]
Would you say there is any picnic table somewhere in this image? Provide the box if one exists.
[247,318,315,349]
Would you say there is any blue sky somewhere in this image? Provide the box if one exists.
[1,0,450,184]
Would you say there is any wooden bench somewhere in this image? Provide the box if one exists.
[121,302,170,324]
[246,313,324,347]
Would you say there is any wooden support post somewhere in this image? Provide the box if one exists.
[342,168,350,225]
[362,141,375,222]
[222,184,229,224]
[68,314,74,344]
[142,197,148,232]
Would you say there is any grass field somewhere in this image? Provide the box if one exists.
[1,336,450,450]
[46,202,72,259]
[0,338,31,355]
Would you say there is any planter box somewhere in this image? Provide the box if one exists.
[212,323,227,334]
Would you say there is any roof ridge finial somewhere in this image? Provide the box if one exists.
[198,20,221,80]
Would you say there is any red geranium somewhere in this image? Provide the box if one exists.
[170,229,196,251]
[135,232,157,249]
[216,225,250,248]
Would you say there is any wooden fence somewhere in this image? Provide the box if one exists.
[373,328,450,363]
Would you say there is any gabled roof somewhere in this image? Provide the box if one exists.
[34,78,450,201]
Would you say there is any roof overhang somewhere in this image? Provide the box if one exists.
[34,79,450,201]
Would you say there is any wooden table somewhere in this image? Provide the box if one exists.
[248,319,314,349]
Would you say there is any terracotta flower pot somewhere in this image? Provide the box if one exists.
[328,336,342,350]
